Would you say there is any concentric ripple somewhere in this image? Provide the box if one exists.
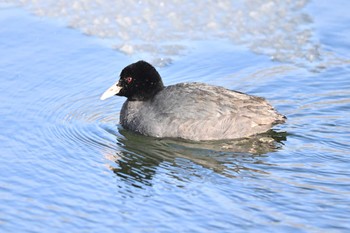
[40,92,123,154]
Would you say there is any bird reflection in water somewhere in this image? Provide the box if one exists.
[104,126,287,190]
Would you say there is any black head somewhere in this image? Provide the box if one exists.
[101,60,165,101]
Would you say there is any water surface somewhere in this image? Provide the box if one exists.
[0,1,349,233]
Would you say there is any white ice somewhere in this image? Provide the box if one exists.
[4,0,324,66]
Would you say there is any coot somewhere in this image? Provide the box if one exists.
[101,60,286,141]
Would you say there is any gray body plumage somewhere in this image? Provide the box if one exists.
[120,82,285,141]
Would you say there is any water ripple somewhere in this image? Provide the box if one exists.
[40,93,121,154]
[2,3,350,233]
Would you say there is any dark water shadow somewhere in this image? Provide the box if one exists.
[104,126,287,190]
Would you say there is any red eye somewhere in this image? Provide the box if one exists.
[126,77,133,84]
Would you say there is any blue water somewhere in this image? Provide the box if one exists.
[0,1,350,233]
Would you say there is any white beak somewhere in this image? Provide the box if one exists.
[100,82,122,100]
